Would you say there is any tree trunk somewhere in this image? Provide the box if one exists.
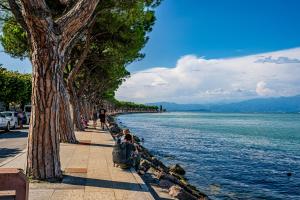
[59,84,77,143]
[26,44,62,180]
[9,0,100,181]
[83,100,90,120]
[68,85,85,131]
[79,99,88,121]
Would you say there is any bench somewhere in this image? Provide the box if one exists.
[0,168,28,200]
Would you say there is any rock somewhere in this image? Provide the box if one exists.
[109,125,121,134]
[159,179,175,189]
[138,170,145,175]
[169,185,198,200]
[151,157,161,166]
[158,172,182,185]
[133,135,141,143]
[159,172,207,199]
[151,157,169,172]
[170,171,188,181]
[154,169,164,178]
[106,116,115,123]
[148,167,158,174]
[169,164,186,175]
[140,159,152,172]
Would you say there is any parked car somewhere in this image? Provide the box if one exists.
[0,111,18,129]
[0,113,10,131]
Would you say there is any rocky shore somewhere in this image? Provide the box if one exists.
[107,115,209,200]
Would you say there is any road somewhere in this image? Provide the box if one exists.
[0,128,28,164]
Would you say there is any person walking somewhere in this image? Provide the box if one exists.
[99,106,107,130]
[17,110,24,129]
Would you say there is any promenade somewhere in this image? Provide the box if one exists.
[0,128,155,200]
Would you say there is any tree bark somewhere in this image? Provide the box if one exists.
[68,84,85,131]
[26,42,63,180]
[59,84,77,143]
[82,99,89,120]
[11,0,100,180]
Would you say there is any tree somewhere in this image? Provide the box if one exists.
[2,0,100,180]
[0,66,31,109]
[1,0,161,180]
[64,0,160,128]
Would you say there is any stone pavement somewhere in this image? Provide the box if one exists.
[0,128,155,200]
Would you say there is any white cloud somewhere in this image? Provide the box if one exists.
[255,56,300,64]
[116,48,300,103]
[256,81,275,96]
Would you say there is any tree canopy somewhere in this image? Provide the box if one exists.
[0,65,31,109]
[1,0,161,105]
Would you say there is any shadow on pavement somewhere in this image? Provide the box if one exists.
[79,143,114,148]
[0,148,22,159]
[63,174,146,191]
[0,131,28,139]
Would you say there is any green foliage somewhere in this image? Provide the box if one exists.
[112,99,158,111]
[1,0,162,106]
[77,0,160,103]
[0,66,31,108]
[0,17,28,58]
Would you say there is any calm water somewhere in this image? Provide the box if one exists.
[117,112,300,200]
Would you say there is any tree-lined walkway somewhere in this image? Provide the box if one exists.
[0,127,155,200]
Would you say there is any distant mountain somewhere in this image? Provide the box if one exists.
[147,95,300,113]
[211,95,300,113]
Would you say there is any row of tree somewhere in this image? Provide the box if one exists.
[0,66,159,112]
[0,65,31,110]
[109,99,158,113]
[0,0,161,180]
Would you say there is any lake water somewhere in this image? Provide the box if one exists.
[116,112,300,200]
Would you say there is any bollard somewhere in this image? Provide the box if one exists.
[0,168,28,200]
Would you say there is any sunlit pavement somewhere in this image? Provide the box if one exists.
[0,127,29,164]
[0,126,155,200]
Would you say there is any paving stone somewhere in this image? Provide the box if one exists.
[50,189,84,200]
[29,189,54,200]
[84,191,115,200]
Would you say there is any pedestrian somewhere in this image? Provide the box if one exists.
[99,106,106,130]
[112,134,140,170]
[81,114,88,129]
[17,110,24,129]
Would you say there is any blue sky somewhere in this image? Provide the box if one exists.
[116,0,300,103]
[1,0,300,73]
[127,0,300,71]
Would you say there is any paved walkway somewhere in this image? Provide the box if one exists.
[0,128,155,200]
